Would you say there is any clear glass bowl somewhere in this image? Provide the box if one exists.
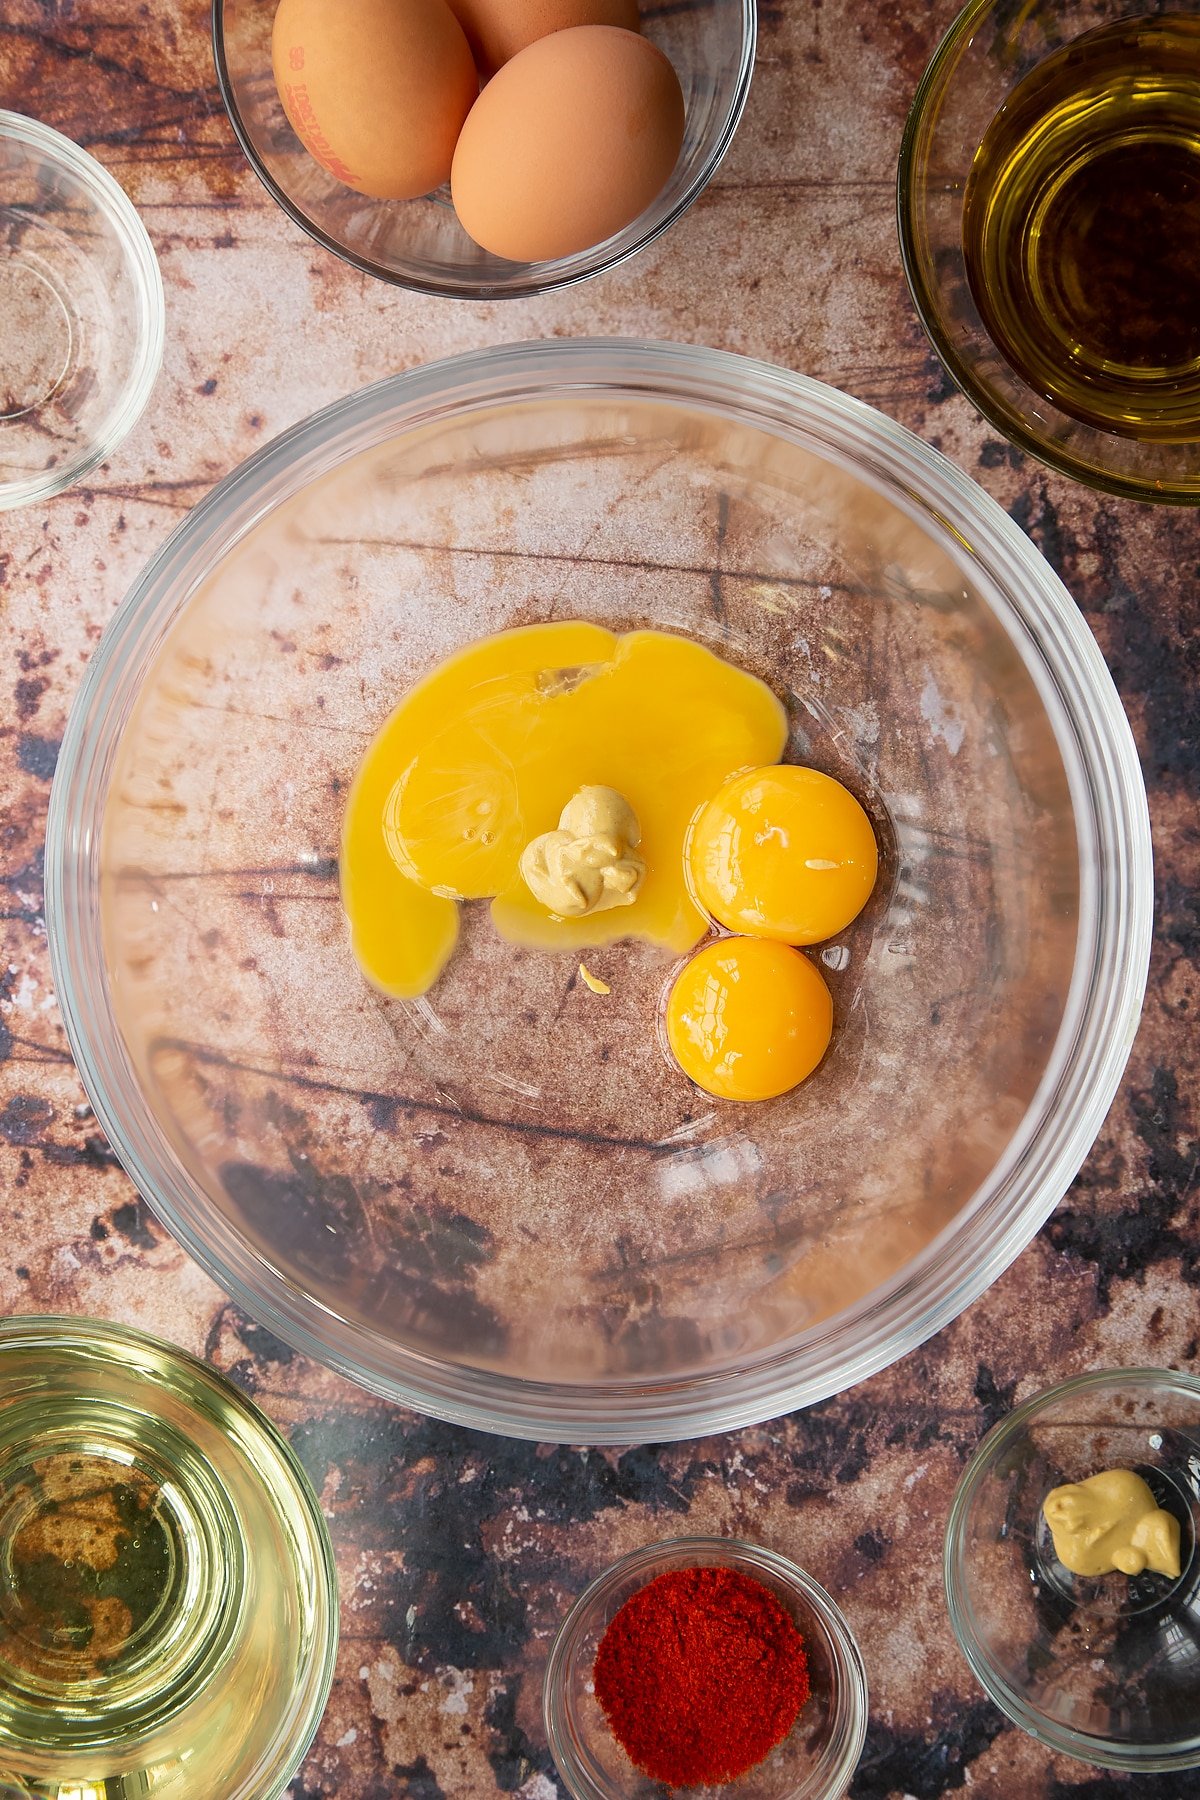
[0,1315,338,1800]
[212,0,754,297]
[897,0,1200,503]
[45,339,1152,1443]
[0,111,164,511]
[543,1538,868,1800]
[945,1369,1200,1772]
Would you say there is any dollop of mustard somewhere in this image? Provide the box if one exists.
[1043,1469,1182,1579]
[520,787,645,919]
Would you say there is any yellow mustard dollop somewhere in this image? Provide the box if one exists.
[519,786,645,918]
[1043,1469,1182,1579]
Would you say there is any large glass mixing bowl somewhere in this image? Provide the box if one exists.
[46,341,1152,1443]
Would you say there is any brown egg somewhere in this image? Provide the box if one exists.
[447,0,639,74]
[272,0,478,200]
[450,26,685,262]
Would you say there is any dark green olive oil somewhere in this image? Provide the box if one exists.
[963,14,1200,442]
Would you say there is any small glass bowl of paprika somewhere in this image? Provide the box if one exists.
[543,1537,868,1799]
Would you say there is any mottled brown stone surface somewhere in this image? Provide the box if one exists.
[1,3,1198,1797]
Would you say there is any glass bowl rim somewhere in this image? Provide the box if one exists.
[0,109,165,513]
[210,0,757,300]
[44,337,1153,1443]
[542,1534,869,1800]
[0,1311,340,1800]
[944,1365,1200,1772]
[895,0,1200,506]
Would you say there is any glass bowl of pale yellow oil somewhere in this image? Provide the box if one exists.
[946,1369,1200,1771]
[899,0,1200,502]
[0,1316,338,1799]
[46,339,1150,1443]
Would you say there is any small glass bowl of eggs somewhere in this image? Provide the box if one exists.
[213,0,754,297]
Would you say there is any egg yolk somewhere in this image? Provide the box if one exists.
[688,764,878,945]
[341,622,787,997]
[664,937,833,1102]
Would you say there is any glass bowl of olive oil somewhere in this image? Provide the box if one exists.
[0,1316,338,1800]
[899,0,1200,502]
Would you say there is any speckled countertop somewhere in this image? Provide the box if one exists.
[2,3,1199,1796]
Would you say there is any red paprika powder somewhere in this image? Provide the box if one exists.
[592,1564,811,1787]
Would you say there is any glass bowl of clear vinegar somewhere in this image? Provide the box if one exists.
[0,1316,338,1800]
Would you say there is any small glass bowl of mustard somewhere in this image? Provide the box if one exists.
[945,1368,1200,1772]
[543,1537,868,1800]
